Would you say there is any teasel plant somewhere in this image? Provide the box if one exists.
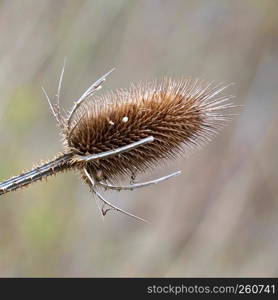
[0,61,236,223]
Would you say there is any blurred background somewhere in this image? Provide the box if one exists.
[0,0,277,277]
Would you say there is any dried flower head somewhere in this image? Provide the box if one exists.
[68,78,233,182]
[0,65,235,222]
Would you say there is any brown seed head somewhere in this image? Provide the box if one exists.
[66,78,234,182]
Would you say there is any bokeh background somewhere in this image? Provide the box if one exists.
[0,0,277,277]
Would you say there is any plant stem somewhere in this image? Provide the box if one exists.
[0,153,73,195]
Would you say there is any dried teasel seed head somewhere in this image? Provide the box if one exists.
[0,69,236,222]
[66,78,235,182]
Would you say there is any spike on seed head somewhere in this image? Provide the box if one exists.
[66,77,234,182]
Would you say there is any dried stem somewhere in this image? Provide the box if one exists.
[0,136,154,196]
[0,153,72,195]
